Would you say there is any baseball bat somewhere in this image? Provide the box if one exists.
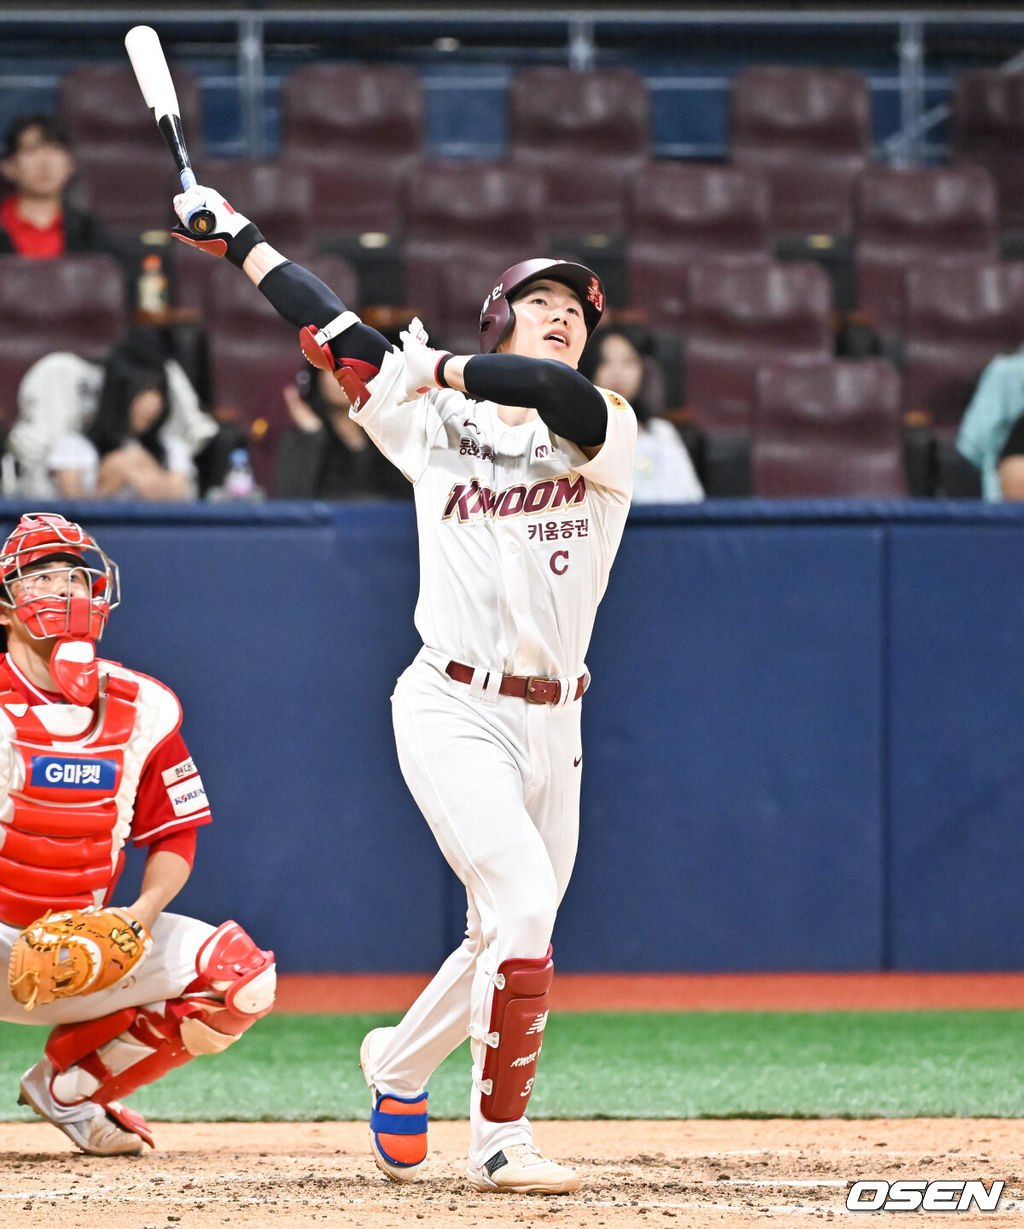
[124,25,215,236]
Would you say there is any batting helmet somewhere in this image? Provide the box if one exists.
[479,258,605,353]
[0,513,120,642]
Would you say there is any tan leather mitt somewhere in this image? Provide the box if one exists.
[8,906,153,1010]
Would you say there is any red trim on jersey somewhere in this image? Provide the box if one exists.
[0,195,64,258]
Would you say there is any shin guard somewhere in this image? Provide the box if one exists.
[43,921,275,1126]
[478,945,553,1123]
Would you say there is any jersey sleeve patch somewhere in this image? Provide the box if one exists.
[161,757,197,787]
[168,774,209,818]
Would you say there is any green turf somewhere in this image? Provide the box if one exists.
[2,1011,1022,1122]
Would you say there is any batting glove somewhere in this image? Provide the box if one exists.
[171,184,265,268]
[399,317,453,403]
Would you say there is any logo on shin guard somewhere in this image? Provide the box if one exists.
[526,1011,548,1036]
[511,1049,540,1068]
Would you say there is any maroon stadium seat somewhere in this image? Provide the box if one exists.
[508,67,651,238]
[0,254,127,421]
[902,257,1024,435]
[950,70,1024,235]
[70,146,181,235]
[278,65,426,240]
[854,165,1000,335]
[401,160,545,347]
[684,256,834,436]
[193,158,314,251]
[752,357,906,497]
[626,162,771,328]
[729,66,872,238]
[203,254,360,490]
[57,62,202,160]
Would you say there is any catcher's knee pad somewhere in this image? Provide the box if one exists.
[179,920,276,1054]
[474,945,553,1123]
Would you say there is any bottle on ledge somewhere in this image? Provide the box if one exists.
[207,448,265,503]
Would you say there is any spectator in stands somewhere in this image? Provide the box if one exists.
[0,114,118,260]
[956,351,1024,500]
[7,327,218,501]
[275,366,411,501]
[580,325,704,503]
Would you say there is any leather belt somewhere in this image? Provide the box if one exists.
[445,661,586,705]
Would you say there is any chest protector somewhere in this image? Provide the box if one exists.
[0,667,141,928]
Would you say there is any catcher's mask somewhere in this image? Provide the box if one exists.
[0,513,120,642]
[479,258,605,354]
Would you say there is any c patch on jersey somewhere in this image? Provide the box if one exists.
[168,777,209,818]
[30,755,117,789]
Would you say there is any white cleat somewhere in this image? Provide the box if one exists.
[18,1059,144,1157]
[467,1142,581,1194]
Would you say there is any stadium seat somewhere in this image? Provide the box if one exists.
[729,66,872,238]
[683,256,835,437]
[57,61,202,160]
[69,146,181,236]
[752,357,906,497]
[854,165,1000,335]
[193,158,314,250]
[626,162,771,329]
[203,254,360,491]
[401,159,545,347]
[0,254,127,422]
[278,64,426,240]
[950,70,1024,236]
[508,67,651,239]
[902,258,1024,436]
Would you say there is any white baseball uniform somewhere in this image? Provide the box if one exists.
[355,346,636,1166]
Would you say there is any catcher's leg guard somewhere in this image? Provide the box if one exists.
[474,945,553,1123]
[43,921,275,1140]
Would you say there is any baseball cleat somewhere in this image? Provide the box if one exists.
[467,1143,580,1194]
[18,1058,145,1157]
[360,1028,429,1181]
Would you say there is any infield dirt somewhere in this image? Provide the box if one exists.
[1,1118,1020,1228]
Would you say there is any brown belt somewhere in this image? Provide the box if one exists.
[445,661,586,705]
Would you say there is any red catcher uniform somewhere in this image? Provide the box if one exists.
[0,512,275,1157]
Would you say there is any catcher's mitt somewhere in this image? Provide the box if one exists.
[8,906,152,1011]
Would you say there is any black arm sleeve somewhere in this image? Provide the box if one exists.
[462,354,607,448]
[257,261,393,371]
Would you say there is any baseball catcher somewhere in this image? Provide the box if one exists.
[0,512,275,1155]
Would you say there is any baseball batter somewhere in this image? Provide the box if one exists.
[172,183,636,1194]
[0,512,276,1155]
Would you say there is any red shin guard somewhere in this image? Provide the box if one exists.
[479,945,553,1123]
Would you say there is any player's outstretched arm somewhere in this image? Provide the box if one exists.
[171,184,392,376]
[400,322,608,448]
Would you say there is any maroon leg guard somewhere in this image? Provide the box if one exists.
[479,945,554,1123]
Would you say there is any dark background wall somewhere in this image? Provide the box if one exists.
[34,499,1024,975]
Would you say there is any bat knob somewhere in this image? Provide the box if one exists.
[189,208,217,236]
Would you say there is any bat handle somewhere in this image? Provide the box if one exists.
[178,168,217,237]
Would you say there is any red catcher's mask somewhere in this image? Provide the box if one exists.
[0,513,120,643]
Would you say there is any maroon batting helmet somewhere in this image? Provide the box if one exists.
[479,258,605,353]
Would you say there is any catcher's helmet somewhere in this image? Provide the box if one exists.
[479,258,605,353]
[0,512,120,642]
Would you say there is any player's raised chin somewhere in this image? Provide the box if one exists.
[500,280,588,368]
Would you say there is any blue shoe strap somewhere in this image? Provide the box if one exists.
[371,1107,428,1135]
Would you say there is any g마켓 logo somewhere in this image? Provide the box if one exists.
[846,1178,1004,1212]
